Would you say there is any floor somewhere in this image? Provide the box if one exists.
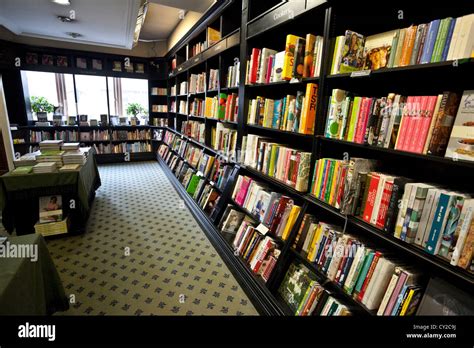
[38,161,258,315]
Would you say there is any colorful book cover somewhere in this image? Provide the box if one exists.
[363,30,398,70]
[303,34,316,78]
[282,35,303,81]
[292,37,306,80]
[339,30,366,73]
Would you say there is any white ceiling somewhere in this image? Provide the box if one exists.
[0,0,141,49]
[140,0,215,41]
[0,0,216,49]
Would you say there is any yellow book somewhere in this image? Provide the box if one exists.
[299,83,318,134]
[204,97,213,118]
[303,34,316,78]
[307,224,323,261]
[211,127,216,148]
[281,94,295,130]
[281,205,302,240]
[399,288,416,316]
[314,158,326,198]
[282,34,302,80]
[328,161,340,204]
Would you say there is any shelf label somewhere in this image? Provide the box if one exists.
[209,181,215,186]
[289,78,300,84]
[178,67,183,72]
[194,58,199,63]
[256,223,269,235]
[10,127,18,131]
[350,70,371,78]
[197,171,203,177]
[214,45,222,51]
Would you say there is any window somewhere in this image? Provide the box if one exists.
[22,71,75,120]
[107,77,148,117]
[75,75,108,120]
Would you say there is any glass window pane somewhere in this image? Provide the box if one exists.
[22,71,59,120]
[75,75,108,120]
[120,78,149,117]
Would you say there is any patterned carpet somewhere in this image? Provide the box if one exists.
[45,161,258,316]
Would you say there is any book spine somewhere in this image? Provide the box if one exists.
[441,18,456,61]
[425,193,451,254]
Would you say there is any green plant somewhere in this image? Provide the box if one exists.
[126,103,146,117]
[30,96,54,113]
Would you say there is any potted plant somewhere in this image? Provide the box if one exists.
[126,103,147,125]
[30,96,54,121]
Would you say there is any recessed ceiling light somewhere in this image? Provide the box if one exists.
[58,15,75,22]
[51,0,71,5]
[66,32,82,38]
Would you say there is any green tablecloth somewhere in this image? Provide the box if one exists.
[0,148,101,235]
[0,234,69,314]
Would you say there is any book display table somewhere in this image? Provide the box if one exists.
[0,148,101,236]
[0,234,69,314]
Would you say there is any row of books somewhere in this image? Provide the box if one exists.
[152,104,168,113]
[178,100,187,114]
[151,87,167,96]
[292,217,424,315]
[231,174,302,240]
[224,210,281,282]
[247,83,318,134]
[80,130,109,142]
[212,123,237,155]
[189,72,206,94]
[246,34,324,85]
[332,14,474,74]
[170,85,176,96]
[190,98,204,117]
[324,89,472,159]
[151,118,168,127]
[241,134,312,192]
[170,100,176,113]
[208,69,219,91]
[279,262,351,316]
[111,142,151,153]
[204,93,239,122]
[29,130,79,143]
[179,81,187,95]
[309,157,473,272]
[181,120,205,144]
[225,62,240,88]
[111,130,151,141]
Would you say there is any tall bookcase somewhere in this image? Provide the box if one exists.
[156,0,474,315]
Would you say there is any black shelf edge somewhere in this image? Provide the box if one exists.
[240,165,308,200]
[289,248,375,316]
[207,89,219,93]
[320,137,474,169]
[156,155,285,316]
[246,124,315,139]
[326,58,474,80]
[246,77,320,88]
[110,139,151,143]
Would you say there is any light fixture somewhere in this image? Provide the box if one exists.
[133,1,148,47]
[57,15,75,22]
[51,0,71,5]
[66,32,82,38]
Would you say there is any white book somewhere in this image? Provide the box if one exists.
[272,51,285,82]
[343,245,366,292]
[231,175,243,200]
[414,188,439,246]
[394,183,415,239]
[376,268,400,316]
[451,201,474,266]
[327,235,349,281]
[258,48,277,84]
[362,257,386,306]
[365,259,396,311]
[302,222,317,254]
[453,14,474,59]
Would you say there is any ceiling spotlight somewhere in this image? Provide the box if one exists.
[58,15,75,22]
[66,32,82,38]
[51,0,71,5]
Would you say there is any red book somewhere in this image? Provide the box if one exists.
[334,239,352,284]
[290,152,301,188]
[252,239,274,273]
[415,95,438,153]
[224,94,232,121]
[404,96,422,152]
[395,96,413,151]
[407,96,429,152]
[235,177,251,205]
[355,98,373,143]
[269,197,291,233]
[283,149,293,185]
[266,55,274,84]
[249,48,261,84]
[357,251,382,302]
[375,180,394,229]
[362,173,381,223]
[261,255,277,282]
[335,165,348,209]
[233,96,239,122]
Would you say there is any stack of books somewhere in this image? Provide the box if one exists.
[13,151,39,168]
[33,162,57,173]
[61,142,80,151]
[11,166,33,175]
[36,150,64,168]
[39,139,63,151]
[59,164,81,172]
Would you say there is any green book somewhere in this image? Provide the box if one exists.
[217,93,227,120]
[387,29,400,68]
[431,18,452,63]
[347,96,361,141]
[324,160,336,203]
[353,250,375,296]
[11,166,33,175]
[295,280,316,315]
[186,174,201,196]
[268,145,279,177]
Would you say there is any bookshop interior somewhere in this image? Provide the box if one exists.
[0,0,473,323]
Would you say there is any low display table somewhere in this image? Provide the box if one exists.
[0,148,101,236]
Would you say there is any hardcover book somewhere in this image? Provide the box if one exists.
[363,30,397,70]
[339,30,365,73]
